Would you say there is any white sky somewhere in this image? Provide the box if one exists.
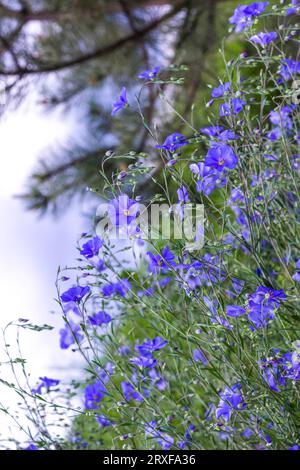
[0,103,87,445]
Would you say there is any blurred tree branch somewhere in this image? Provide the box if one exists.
[0,0,188,76]
[0,0,239,214]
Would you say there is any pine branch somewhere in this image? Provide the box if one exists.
[0,1,189,76]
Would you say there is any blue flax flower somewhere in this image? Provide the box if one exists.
[218,130,240,142]
[200,125,224,137]
[292,260,300,281]
[23,444,38,450]
[269,106,294,130]
[249,286,286,307]
[177,186,190,203]
[176,186,190,220]
[148,368,167,391]
[111,87,128,115]
[211,82,231,98]
[145,421,174,449]
[95,415,114,427]
[247,301,276,329]
[147,247,175,273]
[259,355,288,392]
[250,31,277,47]
[121,381,143,401]
[61,285,90,303]
[130,355,157,368]
[285,0,299,15]
[108,194,139,227]
[136,337,168,355]
[226,305,246,317]
[80,237,103,259]
[88,311,112,326]
[59,320,83,349]
[156,133,188,153]
[193,349,209,365]
[32,377,60,394]
[220,98,246,116]
[190,162,226,196]
[138,66,160,80]
[226,287,286,330]
[102,279,131,297]
[205,143,238,171]
[84,380,107,409]
[229,2,269,33]
[278,59,300,81]
[216,383,246,422]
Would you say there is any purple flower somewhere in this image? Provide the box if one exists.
[216,383,246,422]
[147,246,175,273]
[95,415,114,427]
[220,98,246,116]
[269,106,294,130]
[244,1,269,15]
[200,125,224,137]
[157,434,174,450]
[249,286,286,307]
[59,320,83,349]
[108,194,140,227]
[156,133,188,153]
[218,130,240,142]
[263,154,277,161]
[61,286,90,303]
[190,162,211,177]
[241,428,253,439]
[84,380,107,409]
[266,127,282,141]
[88,311,112,326]
[149,368,167,391]
[259,357,286,392]
[292,260,300,281]
[229,5,254,32]
[250,31,277,47]
[136,337,168,355]
[234,287,287,330]
[177,186,190,203]
[176,186,190,219]
[212,82,231,98]
[205,143,238,171]
[23,444,38,451]
[130,355,157,368]
[111,87,128,115]
[247,301,276,329]
[193,349,209,365]
[145,421,174,449]
[226,305,246,317]
[32,377,60,394]
[121,381,143,401]
[203,295,232,329]
[62,301,81,316]
[102,279,131,297]
[191,162,226,195]
[80,237,103,259]
[278,59,300,81]
[138,66,160,80]
[229,2,269,32]
[285,0,299,15]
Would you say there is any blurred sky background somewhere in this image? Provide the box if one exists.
[0,101,86,386]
